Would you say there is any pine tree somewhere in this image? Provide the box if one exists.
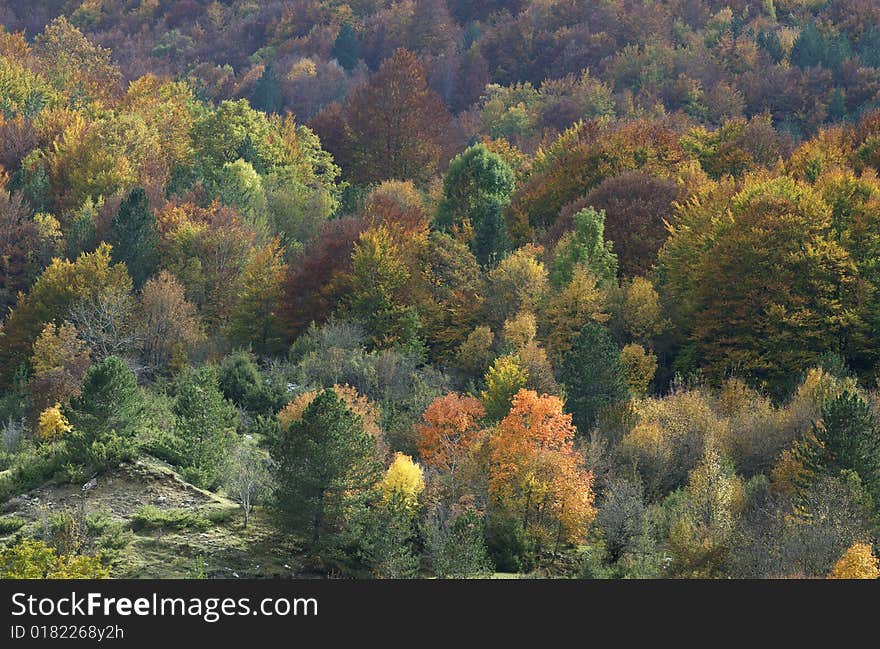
[272,389,382,548]
[794,391,880,503]
[331,23,361,71]
[109,188,158,288]
[560,323,629,433]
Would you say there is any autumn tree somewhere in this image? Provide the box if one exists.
[138,271,204,376]
[28,322,90,417]
[489,390,597,553]
[417,393,486,499]
[660,175,861,395]
[0,243,131,387]
[480,355,529,422]
[346,226,421,350]
[228,238,288,356]
[344,48,451,184]
[828,543,880,579]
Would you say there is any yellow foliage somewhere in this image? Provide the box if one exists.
[619,343,657,397]
[502,311,537,349]
[37,403,72,443]
[828,543,880,579]
[380,453,425,515]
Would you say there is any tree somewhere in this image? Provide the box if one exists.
[272,389,382,548]
[229,238,288,356]
[549,207,618,289]
[250,64,283,114]
[0,189,41,316]
[138,271,204,376]
[380,453,425,516]
[660,176,860,396]
[109,188,158,288]
[828,543,880,579]
[28,322,90,417]
[793,391,880,503]
[480,355,529,422]
[0,243,131,387]
[172,366,238,489]
[344,49,451,184]
[37,403,71,443]
[65,356,144,470]
[560,323,629,433]
[435,144,515,265]
[223,436,272,529]
[489,389,597,552]
[417,393,486,490]
[0,539,108,579]
[346,226,421,349]
[332,23,361,71]
[424,508,492,578]
[667,445,745,578]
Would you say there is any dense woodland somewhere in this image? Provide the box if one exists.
[1,0,880,579]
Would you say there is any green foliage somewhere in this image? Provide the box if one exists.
[332,23,361,71]
[130,505,213,532]
[794,391,880,503]
[424,509,492,578]
[169,366,239,489]
[560,323,629,433]
[271,389,382,548]
[436,143,515,265]
[65,356,145,471]
[549,207,618,288]
[109,187,158,288]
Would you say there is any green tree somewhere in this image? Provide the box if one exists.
[332,23,361,71]
[109,187,158,288]
[560,323,629,433]
[271,389,382,548]
[250,64,283,114]
[549,207,618,288]
[172,366,239,489]
[794,391,880,503]
[435,143,515,265]
[65,356,144,470]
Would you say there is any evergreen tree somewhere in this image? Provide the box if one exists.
[791,22,827,69]
[172,366,239,489]
[272,389,382,548]
[109,188,157,288]
[794,391,880,503]
[65,356,144,469]
[332,23,361,71]
[249,64,283,114]
[560,323,629,433]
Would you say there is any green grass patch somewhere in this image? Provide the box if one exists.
[130,505,212,532]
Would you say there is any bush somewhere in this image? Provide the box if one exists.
[0,515,26,534]
[130,506,212,532]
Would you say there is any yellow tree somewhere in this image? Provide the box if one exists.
[229,237,288,356]
[37,403,71,443]
[380,453,425,516]
[828,543,880,579]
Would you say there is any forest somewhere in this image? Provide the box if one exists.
[1,0,880,579]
